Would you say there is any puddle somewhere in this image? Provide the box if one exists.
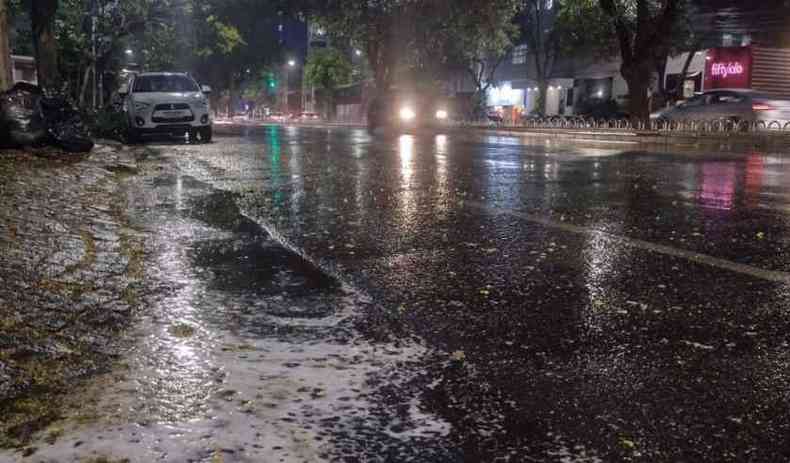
[6,169,453,462]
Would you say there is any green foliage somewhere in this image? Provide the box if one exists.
[557,0,691,59]
[304,48,352,91]
[190,0,282,100]
[312,0,523,92]
[81,106,127,141]
[433,0,522,97]
[200,15,245,56]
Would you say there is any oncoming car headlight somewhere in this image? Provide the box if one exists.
[435,110,448,120]
[134,101,151,111]
[399,107,416,121]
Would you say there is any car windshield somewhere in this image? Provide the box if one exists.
[133,75,199,93]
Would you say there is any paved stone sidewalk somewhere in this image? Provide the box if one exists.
[0,144,151,449]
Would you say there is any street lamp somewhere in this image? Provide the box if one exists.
[283,60,297,114]
[125,49,133,55]
[355,49,362,56]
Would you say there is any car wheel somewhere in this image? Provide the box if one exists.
[199,126,212,143]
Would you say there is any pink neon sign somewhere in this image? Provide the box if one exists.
[704,47,752,90]
[710,62,744,78]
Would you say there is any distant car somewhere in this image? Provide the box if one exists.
[651,89,790,128]
[121,72,212,142]
[298,112,321,121]
[268,112,287,122]
[367,92,452,130]
[487,111,504,123]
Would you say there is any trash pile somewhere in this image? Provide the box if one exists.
[0,82,94,153]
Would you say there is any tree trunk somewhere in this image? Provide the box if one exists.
[654,55,668,111]
[622,61,652,125]
[324,91,332,121]
[31,0,59,90]
[0,0,12,91]
[228,77,236,119]
[537,80,548,116]
[79,65,92,108]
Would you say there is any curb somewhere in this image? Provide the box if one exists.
[213,121,790,148]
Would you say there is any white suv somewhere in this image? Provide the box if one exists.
[121,72,212,143]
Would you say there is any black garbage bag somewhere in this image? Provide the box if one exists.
[0,82,46,148]
[0,83,93,153]
[38,91,94,153]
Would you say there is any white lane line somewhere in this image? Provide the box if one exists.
[467,200,790,284]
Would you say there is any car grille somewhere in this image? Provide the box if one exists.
[152,102,194,123]
[154,103,190,110]
[153,115,195,123]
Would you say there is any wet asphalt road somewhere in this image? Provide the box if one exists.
[17,126,790,462]
[145,125,790,462]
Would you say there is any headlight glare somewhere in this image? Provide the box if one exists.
[435,110,448,120]
[399,107,416,121]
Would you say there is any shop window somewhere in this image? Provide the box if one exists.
[512,45,527,65]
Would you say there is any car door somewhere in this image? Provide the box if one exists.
[671,94,709,120]
[705,91,750,121]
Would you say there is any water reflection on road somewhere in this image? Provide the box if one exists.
[22,126,790,462]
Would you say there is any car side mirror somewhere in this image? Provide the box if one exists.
[201,85,212,94]
[119,84,129,96]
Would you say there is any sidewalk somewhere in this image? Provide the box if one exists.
[0,143,151,448]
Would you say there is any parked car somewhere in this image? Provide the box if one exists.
[651,89,790,128]
[120,72,212,142]
[576,99,630,121]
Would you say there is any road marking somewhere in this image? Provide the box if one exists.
[467,200,790,284]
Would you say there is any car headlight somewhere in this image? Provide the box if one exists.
[196,99,209,108]
[134,101,150,111]
[399,107,416,121]
[435,110,448,120]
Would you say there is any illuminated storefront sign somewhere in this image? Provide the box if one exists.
[487,82,524,107]
[704,46,752,90]
[710,62,744,78]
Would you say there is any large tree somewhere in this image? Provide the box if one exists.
[521,0,563,115]
[560,0,688,122]
[599,0,685,122]
[191,0,282,115]
[31,0,59,89]
[311,0,522,117]
[313,0,406,92]
[436,0,523,116]
[0,0,11,90]
[303,47,352,118]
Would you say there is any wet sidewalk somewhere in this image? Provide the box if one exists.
[1,146,454,462]
[0,145,147,449]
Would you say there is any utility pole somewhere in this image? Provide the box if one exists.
[96,0,103,107]
[0,0,12,91]
[90,0,97,107]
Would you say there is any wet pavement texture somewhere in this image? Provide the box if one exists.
[0,145,147,448]
[5,127,790,462]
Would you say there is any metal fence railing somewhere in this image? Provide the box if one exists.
[454,116,790,135]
